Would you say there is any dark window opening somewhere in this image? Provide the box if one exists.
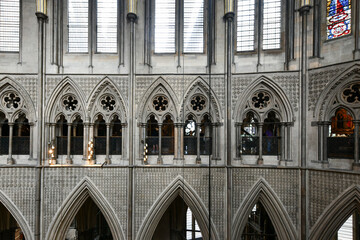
[13,113,30,155]
[146,115,159,155]
[161,115,174,155]
[241,112,259,155]
[0,111,9,155]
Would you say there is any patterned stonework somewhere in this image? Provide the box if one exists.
[232,168,299,227]
[0,168,36,233]
[134,168,225,240]
[42,168,128,237]
[309,170,360,229]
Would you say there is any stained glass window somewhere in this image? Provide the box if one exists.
[327,0,351,40]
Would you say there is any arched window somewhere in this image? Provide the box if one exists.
[184,116,197,155]
[13,113,30,155]
[241,112,259,155]
[110,116,122,155]
[328,108,354,159]
[0,0,20,52]
[236,0,282,51]
[326,0,351,40]
[263,111,280,155]
[94,115,106,155]
[161,115,174,155]
[146,115,159,155]
[0,202,24,239]
[56,115,68,155]
[0,111,9,155]
[71,116,84,155]
[334,211,360,239]
[200,115,212,155]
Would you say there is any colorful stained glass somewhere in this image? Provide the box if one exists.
[327,0,351,40]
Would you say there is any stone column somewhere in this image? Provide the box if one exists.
[286,123,291,161]
[7,122,14,164]
[317,122,324,162]
[323,121,330,164]
[212,123,217,160]
[280,123,285,162]
[29,123,35,160]
[158,123,162,164]
[83,122,89,161]
[105,123,111,164]
[122,123,127,159]
[235,122,242,160]
[196,123,201,164]
[174,123,183,160]
[66,123,72,164]
[353,121,360,170]
[139,123,146,159]
[180,124,184,159]
[257,123,263,164]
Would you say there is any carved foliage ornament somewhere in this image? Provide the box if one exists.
[342,83,360,104]
[2,92,21,109]
[252,91,271,109]
[100,95,116,112]
[152,95,168,112]
[190,95,206,112]
[62,95,78,111]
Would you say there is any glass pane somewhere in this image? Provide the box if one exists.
[184,0,204,53]
[97,0,117,53]
[263,0,281,50]
[155,0,175,53]
[327,0,351,40]
[0,0,20,52]
[337,214,353,240]
[68,0,88,53]
[237,0,255,51]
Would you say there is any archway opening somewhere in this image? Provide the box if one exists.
[263,111,280,156]
[13,113,30,155]
[65,197,113,240]
[0,201,25,239]
[71,116,83,155]
[241,202,277,240]
[146,115,159,155]
[152,195,203,240]
[332,210,360,240]
[0,111,9,155]
[162,115,174,155]
[110,115,122,155]
[241,112,259,155]
[56,115,68,155]
[94,115,106,155]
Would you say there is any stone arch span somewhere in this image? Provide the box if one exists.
[232,178,297,240]
[310,185,360,240]
[46,177,125,240]
[0,190,34,240]
[136,175,220,240]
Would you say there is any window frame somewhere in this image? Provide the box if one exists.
[65,0,122,54]
[235,0,284,54]
[151,0,207,55]
[0,0,22,54]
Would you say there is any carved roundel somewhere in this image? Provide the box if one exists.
[342,83,360,104]
[62,95,78,111]
[152,95,169,112]
[251,91,271,109]
[2,92,21,109]
[100,94,116,112]
[190,95,206,112]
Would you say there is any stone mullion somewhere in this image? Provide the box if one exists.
[257,123,263,165]
[158,123,162,164]
[323,121,330,164]
[83,122,89,161]
[66,123,72,164]
[7,122,14,164]
[317,122,324,162]
[106,123,111,164]
[280,123,285,162]
[196,123,201,164]
[122,123,127,159]
[235,122,242,160]
[29,122,35,160]
[139,123,145,160]
[353,120,359,169]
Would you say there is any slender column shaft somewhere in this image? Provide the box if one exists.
[318,122,324,162]
[29,123,34,160]
[174,124,179,159]
[8,123,14,164]
[258,123,263,164]
[280,123,285,161]
[323,122,330,163]
[66,124,72,164]
[355,0,360,54]
[180,126,184,159]
[212,123,217,159]
[106,123,111,164]
[286,123,291,160]
[196,123,201,163]
[83,123,89,160]
[354,121,359,164]
[158,124,162,164]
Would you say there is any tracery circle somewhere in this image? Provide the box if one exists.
[190,95,206,112]
[2,92,21,109]
[62,95,78,111]
[251,91,271,109]
[342,83,360,104]
[152,95,169,112]
[100,95,116,112]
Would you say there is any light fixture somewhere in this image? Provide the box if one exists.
[48,142,56,165]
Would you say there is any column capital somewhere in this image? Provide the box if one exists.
[127,12,138,23]
[298,5,311,16]
[223,12,235,22]
[174,123,184,128]
[7,122,14,126]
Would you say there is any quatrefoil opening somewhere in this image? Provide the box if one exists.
[3,92,21,109]
[63,95,78,111]
[190,95,206,112]
[152,95,169,112]
[100,95,116,112]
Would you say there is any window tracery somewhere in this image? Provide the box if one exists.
[152,95,169,112]
[100,95,116,112]
[62,95,78,111]
[251,91,271,109]
[342,83,360,104]
[2,92,21,109]
[190,95,206,112]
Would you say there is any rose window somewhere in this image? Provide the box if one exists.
[190,95,206,112]
[100,95,116,112]
[153,95,169,112]
[3,92,21,109]
[63,95,78,111]
[252,92,271,109]
[342,83,360,104]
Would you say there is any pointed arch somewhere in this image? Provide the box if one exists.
[137,77,179,122]
[0,77,36,122]
[46,177,125,240]
[232,178,297,240]
[233,76,294,122]
[0,190,34,240]
[181,76,222,122]
[136,175,220,240]
[45,77,86,122]
[314,64,360,120]
[310,185,360,240]
[87,77,127,122]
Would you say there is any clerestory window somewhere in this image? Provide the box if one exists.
[67,0,118,53]
[236,0,282,52]
[326,0,351,40]
[154,0,204,54]
[0,0,20,52]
